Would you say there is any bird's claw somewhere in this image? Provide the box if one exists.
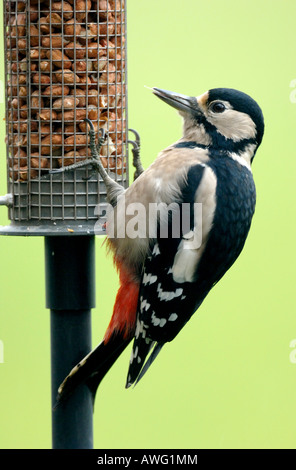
[129,129,143,181]
[48,122,108,177]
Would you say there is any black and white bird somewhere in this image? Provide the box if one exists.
[56,86,264,404]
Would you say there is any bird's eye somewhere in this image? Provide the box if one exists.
[210,102,226,113]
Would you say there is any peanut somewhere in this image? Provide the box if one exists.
[17,38,27,52]
[30,48,47,60]
[41,134,63,155]
[78,147,92,157]
[40,124,51,135]
[31,91,44,112]
[45,12,63,28]
[88,105,98,121]
[64,134,89,151]
[41,34,69,48]
[52,2,74,20]
[31,156,49,169]
[65,125,77,134]
[99,63,116,84]
[99,22,115,36]
[53,69,80,84]
[43,85,70,96]
[87,42,99,59]
[19,87,27,97]
[40,61,51,73]
[18,74,27,85]
[58,151,85,167]
[64,19,82,38]
[57,109,86,121]
[75,0,92,22]
[20,105,28,119]
[64,42,85,60]
[11,13,26,38]
[18,167,39,181]
[70,88,86,107]
[13,148,27,167]
[88,89,98,106]
[77,27,93,45]
[30,5,38,23]
[27,134,40,148]
[109,0,122,11]
[32,73,51,85]
[19,58,28,72]
[11,98,23,109]
[39,17,52,34]
[52,97,79,110]
[30,25,40,47]
[78,120,98,133]
[73,60,87,74]
[76,75,91,89]
[10,164,38,181]
[37,109,58,120]
[97,1,112,20]
[46,49,72,69]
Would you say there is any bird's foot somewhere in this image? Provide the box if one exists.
[48,120,108,180]
[129,129,144,181]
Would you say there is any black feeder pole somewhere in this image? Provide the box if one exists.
[0,0,129,449]
[45,235,95,449]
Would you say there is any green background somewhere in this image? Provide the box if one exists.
[0,0,296,449]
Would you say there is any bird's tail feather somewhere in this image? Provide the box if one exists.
[126,338,164,388]
[134,342,164,387]
[55,332,132,408]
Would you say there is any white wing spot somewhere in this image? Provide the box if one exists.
[168,313,178,322]
[135,320,149,339]
[157,283,183,302]
[151,311,167,327]
[143,272,158,285]
[140,298,150,312]
[151,312,160,326]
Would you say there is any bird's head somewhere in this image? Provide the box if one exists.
[153,87,264,164]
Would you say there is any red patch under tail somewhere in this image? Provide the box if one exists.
[104,259,140,344]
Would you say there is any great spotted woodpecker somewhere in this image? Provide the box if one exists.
[56,87,264,404]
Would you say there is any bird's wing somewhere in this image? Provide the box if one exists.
[126,163,218,387]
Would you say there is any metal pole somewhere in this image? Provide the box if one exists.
[44,236,95,449]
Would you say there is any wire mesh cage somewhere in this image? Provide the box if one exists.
[2,0,128,235]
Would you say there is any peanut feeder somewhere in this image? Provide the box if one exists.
[3,0,128,231]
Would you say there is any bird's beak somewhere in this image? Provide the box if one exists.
[152,88,198,114]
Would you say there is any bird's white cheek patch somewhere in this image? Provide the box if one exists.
[208,109,257,142]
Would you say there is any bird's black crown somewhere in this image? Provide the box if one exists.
[208,88,265,146]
